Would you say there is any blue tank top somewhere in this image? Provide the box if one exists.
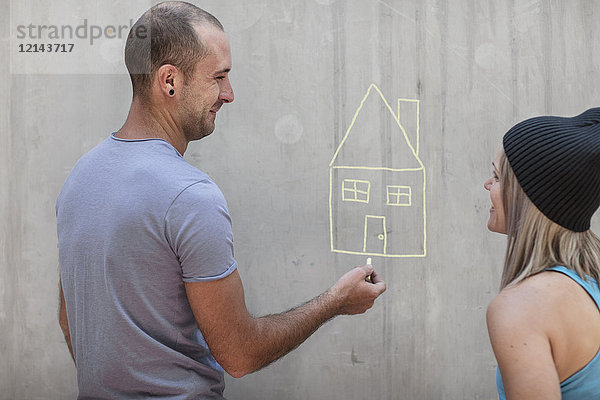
[496,266,600,400]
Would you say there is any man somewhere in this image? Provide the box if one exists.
[57,2,386,398]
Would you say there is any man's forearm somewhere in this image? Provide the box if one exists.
[246,289,339,373]
[231,266,379,376]
[189,266,383,378]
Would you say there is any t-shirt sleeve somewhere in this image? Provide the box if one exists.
[165,180,237,282]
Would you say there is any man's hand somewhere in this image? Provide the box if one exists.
[329,265,386,315]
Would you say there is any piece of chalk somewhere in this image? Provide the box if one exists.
[365,258,373,282]
[366,257,372,265]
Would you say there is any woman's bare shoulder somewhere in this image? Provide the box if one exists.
[487,272,569,332]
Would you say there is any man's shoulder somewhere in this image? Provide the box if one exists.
[169,177,227,214]
[59,136,219,208]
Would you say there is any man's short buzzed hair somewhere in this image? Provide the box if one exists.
[125,1,224,102]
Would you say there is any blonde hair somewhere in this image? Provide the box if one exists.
[499,150,600,289]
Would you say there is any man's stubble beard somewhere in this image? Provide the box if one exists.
[180,92,216,142]
[182,112,215,142]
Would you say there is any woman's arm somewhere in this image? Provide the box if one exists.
[487,286,561,400]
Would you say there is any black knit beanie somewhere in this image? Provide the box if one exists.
[503,107,600,232]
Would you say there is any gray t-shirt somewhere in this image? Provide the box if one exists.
[57,134,237,399]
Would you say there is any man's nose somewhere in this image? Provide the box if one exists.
[220,80,234,103]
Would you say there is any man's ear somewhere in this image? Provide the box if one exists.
[156,64,179,97]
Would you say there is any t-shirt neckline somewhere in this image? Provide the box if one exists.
[110,132,183,157]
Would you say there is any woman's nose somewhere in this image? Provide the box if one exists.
[484,177,492,191]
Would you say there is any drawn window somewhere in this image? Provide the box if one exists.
[342,179,370,203]
[387,185,411,206]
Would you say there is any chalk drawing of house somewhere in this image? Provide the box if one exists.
[329,84,426,258]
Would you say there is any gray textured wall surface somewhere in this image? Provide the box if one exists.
[2,0,600,399]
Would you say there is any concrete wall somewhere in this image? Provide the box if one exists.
[2,0,600,399]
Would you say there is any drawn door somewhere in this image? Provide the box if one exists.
[363,215,387,254]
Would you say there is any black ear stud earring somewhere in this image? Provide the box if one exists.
[169,89,175,96]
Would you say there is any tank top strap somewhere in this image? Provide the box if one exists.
[545,265,600,311]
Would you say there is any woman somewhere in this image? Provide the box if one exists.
[484,108,600,399]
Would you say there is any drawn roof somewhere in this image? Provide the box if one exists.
[329,84,424,171]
